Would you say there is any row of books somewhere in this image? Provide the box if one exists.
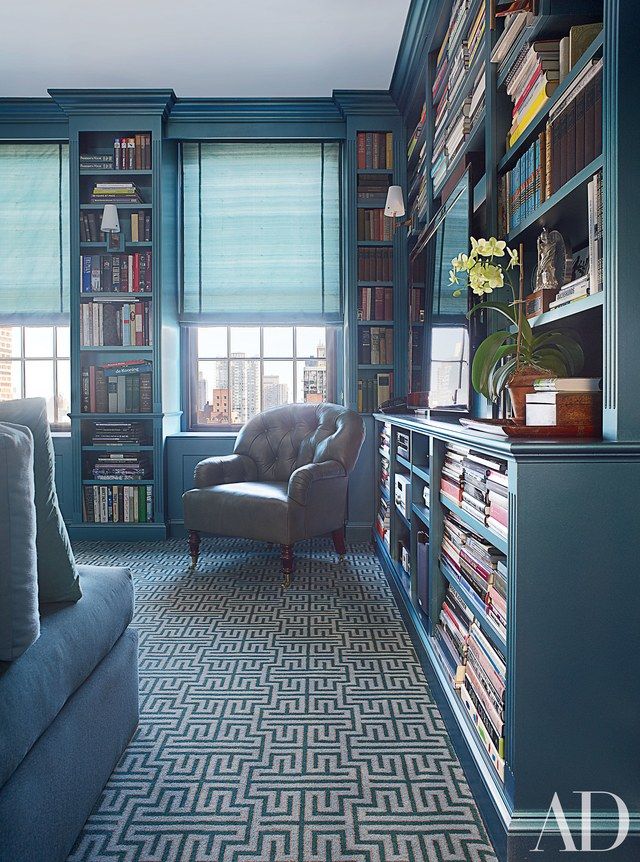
[357,248,393,282]
[498,61,602,234]
[81,253,152,293]
[80,301,152,348]
[356,132,393,170]
[80,210,151,244]
[440,443,509,541]
[357,373,393,414]
[80,361,153,414]
[357,174,390,201]
[376,424,392,545]
[407,103,426,161]
[87,453,151,481]
[435,584,506,780]
[490,2,535,70]
[358,287,393,321]
[357,208,393,242]
[90,182,144,205]
[86,421,150,447]
[81,135,151,171]
[410,287,426,323]
[82,484,153,524]
[358,326,393,366]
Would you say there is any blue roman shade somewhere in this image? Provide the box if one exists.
[0,144,69,323]
[181,142,341,322]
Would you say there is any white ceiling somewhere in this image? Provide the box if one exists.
[1,0,411,99]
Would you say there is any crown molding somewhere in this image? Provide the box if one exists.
[48,89,177,118]
[390,0,434,113]
[333,90,400,117]
[0,98,66,124]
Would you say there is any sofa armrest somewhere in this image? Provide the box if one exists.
[287,460,346,506]
[194,454,258,489]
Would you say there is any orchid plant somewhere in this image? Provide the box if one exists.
[450,237,584,402]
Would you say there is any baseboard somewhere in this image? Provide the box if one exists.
[68,522,167,541]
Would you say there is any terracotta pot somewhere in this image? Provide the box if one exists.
[507,366,554,424]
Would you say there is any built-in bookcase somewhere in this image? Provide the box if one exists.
[51,91,180,539]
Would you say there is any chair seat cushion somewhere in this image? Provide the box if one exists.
[0,565,134,789]
[183,481,304,546]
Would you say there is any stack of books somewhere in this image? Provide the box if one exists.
[440,443,509,541]
[357,209,393,241]
[357,174,390,201]
[83,485,153,524]
[504,40,561,149]
[407,104,426,161]
[356,133,393,170]
[81,252,152,293]
[498,135,545,232]
[357,373,393,414]
[525,377,602,434]
[491,2,536,71]
[434,584,506,780]
[113,135,152,171]
[358,326,393,365]
[90,182,143,204]
[587,169,603,296]
[88,421,148,446]
[358,248,392,282]
[81,360,153,414]
[80,300,152,348]
[80,153,114,170]
[358,286,393,321]
[89,453,149,481]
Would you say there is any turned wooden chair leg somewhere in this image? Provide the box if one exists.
[281,544,294,589]
[332,527,347,561]
[188,530,201,570]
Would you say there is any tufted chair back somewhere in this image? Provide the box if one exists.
[233,403,365,483]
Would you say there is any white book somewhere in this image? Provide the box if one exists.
[532,377,602,392]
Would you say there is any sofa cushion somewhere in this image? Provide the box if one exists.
[0,565,134,789]
[0,422,39,661]
[183,481,304,545]
[0,398,80,603]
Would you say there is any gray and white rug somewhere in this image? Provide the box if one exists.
[68,537,497,862]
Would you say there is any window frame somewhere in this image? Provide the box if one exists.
[0,322,71,430]
[186,324,337,431]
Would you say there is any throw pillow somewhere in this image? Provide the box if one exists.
[0,422,40,660]
[0,399,81,603]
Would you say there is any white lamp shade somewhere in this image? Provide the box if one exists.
[100,204,120,232]
[384,185,405,218]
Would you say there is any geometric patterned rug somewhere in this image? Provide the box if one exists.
[67,537,497,862]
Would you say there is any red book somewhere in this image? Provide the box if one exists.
[374,287,385,320]
[513,63,544,115]
[489,503,508,527]
[441,478,463,503]
[384,288,393,321]
[145,251,152,292]
[356,133,366,170]
[133,254,140,292]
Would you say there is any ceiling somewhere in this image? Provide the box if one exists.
[1,0,412,99]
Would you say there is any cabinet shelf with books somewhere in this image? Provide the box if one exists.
[52,89,181,540]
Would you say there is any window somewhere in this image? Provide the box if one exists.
[0,325,71,427]
[181,142,341,323]
[191,326,333,428]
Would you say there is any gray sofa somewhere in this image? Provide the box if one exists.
[183,403,365,586]
[0,566,138,862]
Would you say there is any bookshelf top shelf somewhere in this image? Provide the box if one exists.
[498,31,604,173]
[357,169,393,175]
[358,241,393,247]
[510,290,603,331]
[80,203,152,210]
[79,169,153,176]
[80,292,153,300]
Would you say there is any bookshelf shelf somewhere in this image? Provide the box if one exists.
[356,199,387,208]
[357,281,393,287]
[413,464,430,483]
[82,445,154,452]
[411,502,430,527]
[356,168,393,175]
[81,479,151,486]
[498,31,605,172]
[357,240,393,247]
[506,154,604,242]
[396,453,411,470]
[80,203,153,210]
[395,505,411,531]
[358,364,394,371]
[80,292,153,299]
[433,113,486,199]
[79,346,153,352]
[509,290,603,332]
[357,320,393,326]
[79,168,153,176]
[80,242,152,249]
[73,413,161,420]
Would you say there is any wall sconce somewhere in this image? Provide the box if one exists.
[100,204,123,251]
[384,185,411,231]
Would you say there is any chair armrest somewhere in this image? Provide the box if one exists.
[288,460,346,506]
[194,454,257,489]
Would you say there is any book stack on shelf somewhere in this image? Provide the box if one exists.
[80,301,152,347]
[356,132,394,170]
[357,209,393,241]
[440,443,509,541]
[376,424,391,547]
[113,134,152,171]
[87,453,151,481]
[83,485,153,525]
[358,326,393,365]
[357,173,390,201]
[358,286,393,321]
[498,57,602,235]
[90,182,144,204]
[358,248,392,282]
[81,360,153,414]
[81,252,152,292]
[491,1,536,71]
[504,39,561,149]
[87,421,149,447]
[80,153,115,171]
[407,103,428,227]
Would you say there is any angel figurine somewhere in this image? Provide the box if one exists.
[535,227,559,292]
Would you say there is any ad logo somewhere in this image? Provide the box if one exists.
[533,792,630,853]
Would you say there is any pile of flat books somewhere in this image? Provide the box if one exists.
[357,173,390,201]
[80,153,114,170]
[440,444,509,541]
[90,182,143,204]
[435,584,506,779]
[89,421,148,446]
[505,39,561,148]
[525,377,602,433]
[441,512,508,638]
[90,453,148,481]
[491,1,536,71]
